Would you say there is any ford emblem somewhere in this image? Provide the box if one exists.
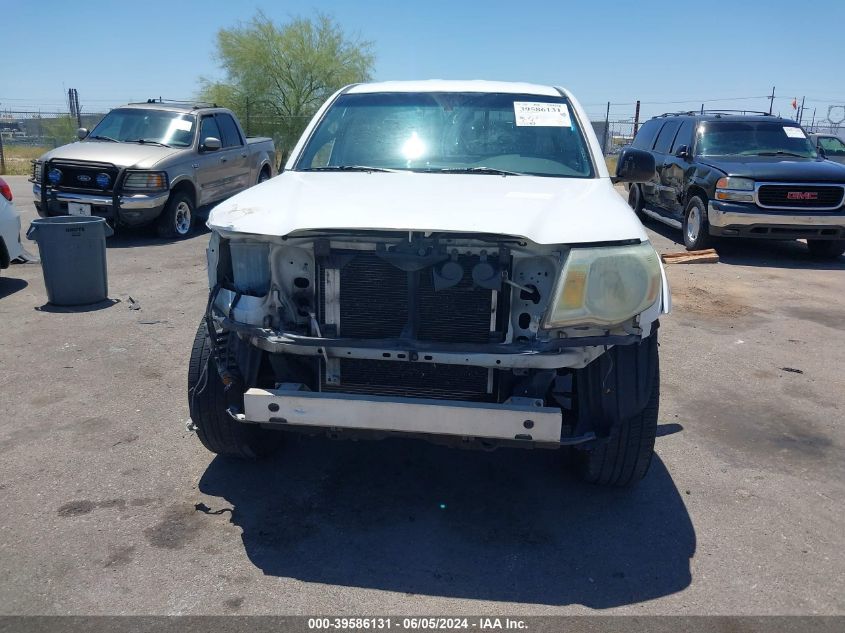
[77,174,92,183]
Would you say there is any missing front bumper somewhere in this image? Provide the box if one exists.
[241,386,564,444]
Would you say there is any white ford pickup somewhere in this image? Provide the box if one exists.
[188,80,670,487]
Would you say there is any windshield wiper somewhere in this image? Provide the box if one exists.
[89,135,118,142]
[756,151,805,158]
[429,166,523,176]
[128,139,171,147]
[302,165,399,173]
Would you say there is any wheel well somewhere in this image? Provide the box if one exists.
[260,163,271,177]
[686,185,708,208]
[0,236,10,269]
[170,180,196,206]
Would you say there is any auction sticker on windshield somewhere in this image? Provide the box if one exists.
[514,102,572,127]
[783,126,806,138]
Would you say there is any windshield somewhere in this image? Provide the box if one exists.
[697,120,817,158]
[88,108,196,148]
[295,92,594,178]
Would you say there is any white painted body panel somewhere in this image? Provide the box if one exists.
[208,171,647,245]
[0,194,25,264]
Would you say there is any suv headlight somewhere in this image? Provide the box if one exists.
[31,161,42,183]
[122,171,168,192]
[715,176,755,202]
[544,242,662,328]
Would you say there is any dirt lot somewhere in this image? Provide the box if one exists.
[0,175,843,615]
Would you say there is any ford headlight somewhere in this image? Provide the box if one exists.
[715,176,755,202]
[122,170,168,192]
[544,242,662,328]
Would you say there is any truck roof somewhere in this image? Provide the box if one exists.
[122,100,225,114]
[346,80,563,97]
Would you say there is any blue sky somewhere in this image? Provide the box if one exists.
[4,0,845,123]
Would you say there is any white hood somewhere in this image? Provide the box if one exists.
[207,171,647,245]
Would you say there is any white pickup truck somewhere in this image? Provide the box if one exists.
[188,80,669,487]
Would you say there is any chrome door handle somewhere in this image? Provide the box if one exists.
[220,157,228,163]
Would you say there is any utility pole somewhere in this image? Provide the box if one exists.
[810,108,816,129]
[797,96,805,124]
[67,88,82,128]
[633,100,641,136]
[0,128,5,175]
[767,86,775,114]
[601,101,610,154]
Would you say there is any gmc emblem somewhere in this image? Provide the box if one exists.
[787,191,818,200]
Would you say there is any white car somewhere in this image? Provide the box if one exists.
[0,177,29,274]
[188,80,669,487]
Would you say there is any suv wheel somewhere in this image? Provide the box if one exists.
[627,184,646,221]
[682,195,711,250]
[157,191,194,239]
[807,239,845,260]
[187,320,282,459]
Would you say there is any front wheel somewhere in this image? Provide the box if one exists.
[627,184,646,221]
[574,334,660,487]
[682,195,711,250]
[187,320,281,459]
[157,191,194,239]
[807,239,845,260]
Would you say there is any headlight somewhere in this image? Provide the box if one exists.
[31,161,43,182]
[122,171,168,192]
[715,176,755,202]
[544,242,662,328]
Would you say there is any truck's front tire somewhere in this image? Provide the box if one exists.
[157,191,194,239]
[682,195,712,250]
[574,334,660,487]
[187,320,281,459]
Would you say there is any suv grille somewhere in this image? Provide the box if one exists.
[757,184,844,209]
[47,160,119,194]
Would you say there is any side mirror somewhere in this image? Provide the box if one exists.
[674,145,690,160]
[817,145,827,159]
[201,137,222,152]
[613,147,656,183]
[77,127,89,140]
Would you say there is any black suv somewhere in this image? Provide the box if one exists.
[625,111,845,259]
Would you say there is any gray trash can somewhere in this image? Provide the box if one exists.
[26,216,113,306]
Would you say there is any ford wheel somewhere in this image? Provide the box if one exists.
[157,191,194,239]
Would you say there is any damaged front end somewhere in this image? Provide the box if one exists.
[202,229,666,449]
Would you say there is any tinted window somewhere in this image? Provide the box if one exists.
[200,116,222,145]
[653,120,681,154]
[671,119,695,154]
[632,119,662,150]
[296,92,595,178]
[216,113,243,147]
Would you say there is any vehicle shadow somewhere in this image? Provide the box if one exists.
[105,214,212,249]
[642,217,845,270]
[198,436,695,608]
[0,276,27,300]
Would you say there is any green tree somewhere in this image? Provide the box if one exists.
[199,12,375,155]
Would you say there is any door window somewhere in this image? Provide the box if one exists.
[216,114,244,148]
[653,120,681,154]
[632,119,663,150]
[818,136,845,156]
[200,116,222,148]
[670,120,695,154]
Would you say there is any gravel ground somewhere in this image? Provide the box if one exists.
[0,175,843,615]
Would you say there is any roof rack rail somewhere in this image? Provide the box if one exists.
[126,98,218,109]
[656,109,774,118]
